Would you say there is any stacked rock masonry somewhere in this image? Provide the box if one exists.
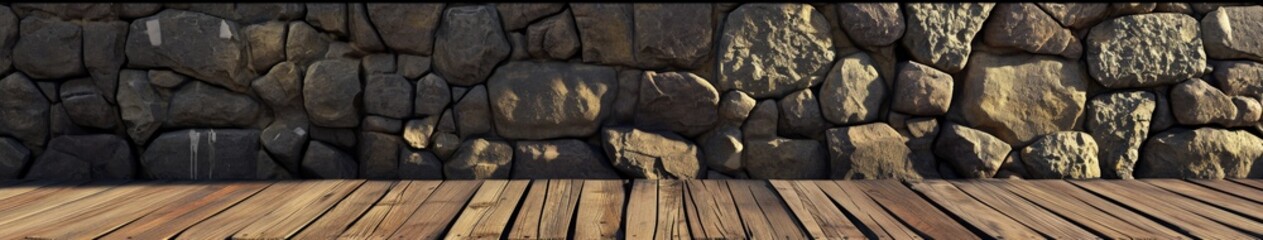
[1,3,1261,180]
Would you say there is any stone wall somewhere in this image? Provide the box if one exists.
[0,3,1260,180]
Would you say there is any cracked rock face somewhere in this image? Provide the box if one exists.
[717,3,835,99]
[902,3,994,73]
[1086,13,1206,89]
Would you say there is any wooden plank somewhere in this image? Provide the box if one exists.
[770,180,865,239]
[655,180,689,240]
[1,181,193,238]
[339,180,442,239]
[1231,178,1263,190]
[467,180,530,240]
[769,180,825,239]
[447,180,511,239]
[683,180,721,238]
[1190,179,1263,204]
[539,179,583,239]
[703,180,746,238]
[817,181,919,239]
[509,179,548,240]
[741,181,806,239]
[625,180,657,240]
[851,180,977,239]
[950,181,1097,239]
[1070,180,1254,239]
[0,180,135,232]
[0,180,60,201]
[290,181,394,239]
[574,180,625,239]
[177,181,319,238]
[99,182,271,240]
[1144,179,1263,220]
[390,180,483,239]
[1108,180,1263,234]
[0,180,115,224]
[20,182,214,239]
[726,181,776,239]
[232,180,365,240]
[996,180,1181,239]
[908,180,1042,239]
[681,181,706,239]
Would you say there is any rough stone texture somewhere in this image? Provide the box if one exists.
[777,89,829,140]
[827,123,920,180]
[636,71,719,137]
[571,4,635,67]
[0,137,29,179]
[1213,61,1263,98]
[837,3,903,47]
[455,85,493,139]
[1202,6,1263,61]
[252,62,303,114]
[347,3,384,53]
[301,140,357,179]
[903,118,943,178]
[434,5,510,86]
[359,132,400,179]
[60,78,119,129]
[1038,3,1108,29]
[243,21,285,72]
[717,90,756,128]
[892,61,953,116]
[513,139,620,179]
[413,74,450,117]
[305,3,346,37]
[399,149,442,179]
[497,3,565,31]
[1139,127,1263,179]
[363,74,413,119]
[303,59,361,128]
[140,129,258,179]
[27,135,133,180]
[83,21,127,102]
[1020,131,1101,179]
[902,3,995,73]
[362,115,402,134]
[489,61,615,139]
[169,81,261,128]
[820,52,885,125]
[14,16,83,79]
[1087,91,1156,179]
[366,3,443,56]
[700,127,743,173]
[0,6,16,74]
[126,10,253,93]
[602,127,703,179]
[1171,78,1257,127]
[398,54,431,80]
[633,3,712,70]
[958,52,1089,146]
[717,3,834,98]
[1109,3,1157,16]
[445,138,512,179]
[0,73,49,151]
[526,10,579,60]
[743,100,778,140]
[260,118,307,172]
[610,69,641,125]
[285,21,328,66]
[744,137,828,179]
[403,116,437,150]
[1086,13,1206,88]
[935,123,1011,178]
[984,3,1082,58]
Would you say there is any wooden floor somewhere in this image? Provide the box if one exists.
[0,179,1259,239]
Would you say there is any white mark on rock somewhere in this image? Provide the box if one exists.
[293,127,307,136]
[208,129,217,179]
[219,20,232,39]
[146,19,162,46]
[188,129,199,179]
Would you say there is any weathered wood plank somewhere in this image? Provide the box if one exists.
[232,180,364,240]
[291,181,394,239]
[851,180,977,239]
[1144,179,1263,220]
[1189,179,1263,204]
[0,180,136,234]
[99,182,270,240]
[770,180,865,239]
[655,180,689,240]
[539,179,583,239]
[951,181,1097,239]
[509,179,549,240]
[447,180,511,239]
[741,181,806,239]
[625,180,657,240]
[574,180,625,240]
[1070,180,1254,239]
[727,180,777,239]
[1109,180,1263,234]
[340,180,442,239]
[818,181,919,239]
[10,181,200,238]
[996,180,1181,239]
[908,180,1042,239]
[468,180,530,240]
[390,180,483,239]
[682,181,706,239]
[177,180,333,238]
[0,181,112,224]
[0,180,60,201]
[1230,178,1263,190]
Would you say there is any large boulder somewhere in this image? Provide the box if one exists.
[0,73,49,151]
[83,20,128,102]
[1037,3,1109,29]
[717,3,834,98]
[126,10,253,93]
[1201,6,1263,61]
[1087,91,1156,179]
[301,140,357,179]
[1139,127,1263,179]
[512,139,621,179]
[636,71,719,137]
[366,3,444,55]
[0,6,15,74]
[743,137,828,179]
[957,52,1089,146]
[59,78,120,129]
[168,81,261,128]
[444,138,513,179]
[902,3,995,73]
[0,137,29,179]
[303,59,361,128]
[827,123,920,179]
[601,127,703,179]
[570,3,635,67]
[632,3,712,69]
[526,10,580,60]
[141,129,258,179]
[892,61,953,116]
[983,3,1082,58]
[251,62,304,114]
[433,5,510,86]
[836,3,903,47]
[1020,131,1101,179]
[26,135,133,180]
[363,74,413,119]
[1171,78,1261,127]
[243,21,285,72]
[1212,61,1263,98]
[1086,13,1206,88]
[820,52,886,125]
[14,15,84,79]
[934,123,1011,178]
[488,61,616,140]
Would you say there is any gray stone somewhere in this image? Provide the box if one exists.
[305,3,346,37]
[0,137,30,179]
[994,152,1028,179]
[260,118,307,172]
[1139,127,1263,179]
[958,52,1089,146]
[892,61,953,116]
[27,134,133,180]
[718,3,835,98]
[1087,91,1156,179]
[602,127,704,179]
[820,52,886,125]
[309,127,356,150]
[636,71,718,137]
[837,3,903,47]
[347,3,384,53]
[256,150,293,179]
[489,61,616,139]
[1213,61,1263,98]
[169,81,261,127]
[527,9,579,60]
[303,59,361,128]
[362,54,395,74]
[0,73,49,151]
[59,78,119,129]
[414,73,450,117]
[744,137,828,179]
[777,89,829,140]
[119,3,162,19]
[497,3,565,30]
[1087,13,1206,88]
[364,74,413,119]
[983,3,1082,58]
[1171,78,1257,127]
[717,90,756,128]
[403,116,438,149]
[398,54,431,80]
[445,138,512,179]
[610,69,642,125]
[141,129,258,179]
[147,69,188,90]
[126,10,253,93]
[14,3,118,21]
[512,139,621,179]
[571,3,636,67]
[1020,131,1101,179]
[1203,6,1263,61]
[83,21,127,103]
[507,31,529,61]
[285,21,329,66]
[367,3,444,55]
[431,131,460,160]
[232,3,305,24]
[434,5,510,86]
[1109,3,1157,16]
[455,85,493,139]
[903,118,943,178]
[701,127,743,173]
[251,62,304,113]
[244,21,286,72]
[362,115,402,134]
[934,123,1011,178]
[742,100,778,140]
[301,140,357,178]
[14,16,83,79]
[359,132,401,179]
[827,123,920,179]
[0,6,15,74]
[633,3,712,69]
[399,149,443,179]
[902,3,995,73]
[49,103,85,138]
